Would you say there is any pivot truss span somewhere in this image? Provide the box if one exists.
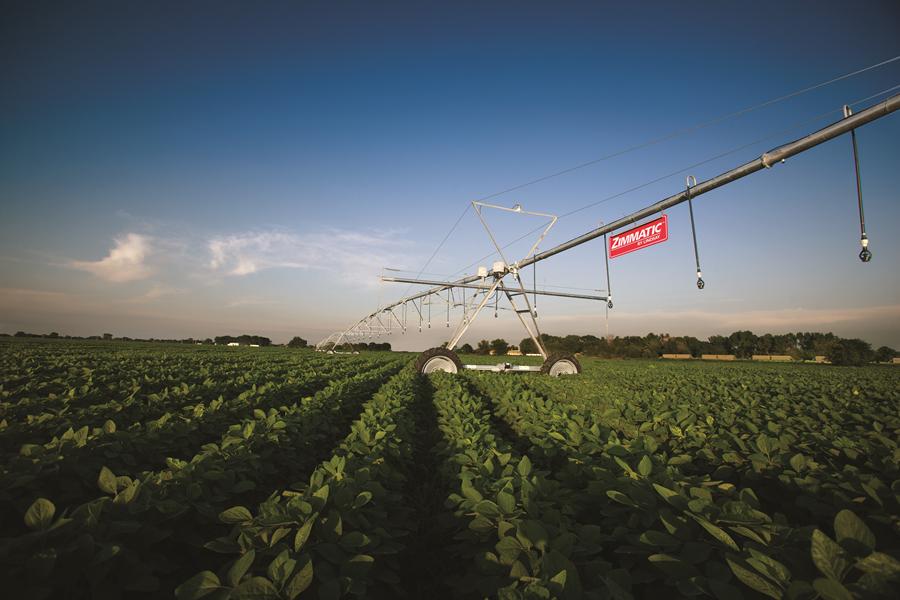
[317,93,900,355]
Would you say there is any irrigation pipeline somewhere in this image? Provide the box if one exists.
[357,92,900,320]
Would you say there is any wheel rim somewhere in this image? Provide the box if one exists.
[548,359,578,376]
[422,355,458,374]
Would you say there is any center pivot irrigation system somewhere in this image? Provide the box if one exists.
[317,93,899,375]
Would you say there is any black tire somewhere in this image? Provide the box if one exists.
[540,352,581,376]
[415,347,463,374]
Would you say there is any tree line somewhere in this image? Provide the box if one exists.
[457,331,896,366]
[4,331,280,347]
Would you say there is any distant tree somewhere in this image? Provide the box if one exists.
[707,335,729,354]
[519,337,537,354]
[48,331,59,338]
[489,338,509,356]
[365,342,391,351]
[203,338,213,344]
[661,337,690,355]
[288,336,308,348]
[874,346,896,363]
[102,333,113,340]
[826,339,874,366]
[560,335,583,354]
[214,334,272,346]
[458,343,474,354]
[476,340,491,355]
[728,330,757,358]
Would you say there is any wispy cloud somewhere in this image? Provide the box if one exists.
[207,229,410,284]
[225,297,283,308]
[69,233,154,282]
[123,284,184,304]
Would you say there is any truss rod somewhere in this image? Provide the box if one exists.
[380,276,607,301]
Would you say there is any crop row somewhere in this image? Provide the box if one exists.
[0,357,398,522]
[0,359,405,599]
[0,352,379,456]
[176,366,425,600]
[1,346,312,420]
[471,372,899,599]
[523,365,900,540]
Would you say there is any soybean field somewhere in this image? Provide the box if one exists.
[1,340,898,600]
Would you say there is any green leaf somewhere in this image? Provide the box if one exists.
[648,554,699,578]
[810,529,848,581]
[855,551,900,576]
[267,549,296,586]
[690,515,740,551]
[98,466,118,494]
[220,506,253,524]
[747,548,790,585]
[639,530,679,548]
[226,550,255,587]
[312,484,330,503]
[606,490,636,506]
[638,455,653,477]
[652,483,681,506]
[518,520,550,551]
[233,576,279,599]
[461,478,483,502]
[789,453,805,472]
[175,571,223,600]
[24,498,55,531]
[517,455,532,477]
[497,491,516,514]
[812,578,853,600]
[284,559,314,599]
[726,556,782,599]
[475,500,501,518]
[833,510,875,553]
[339,531,369,549]
[342,554,375,578]
[352,491,373,509]
[496,535,523,564]
[294,519,315,551]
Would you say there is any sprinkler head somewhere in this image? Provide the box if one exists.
[607,299,614,309]
[859,247,872,262]
[697,277,705,290]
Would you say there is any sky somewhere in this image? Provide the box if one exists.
[1,0,899,349]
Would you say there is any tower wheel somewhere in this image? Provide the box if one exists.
[541,352,581,376]
[415,347,462,374]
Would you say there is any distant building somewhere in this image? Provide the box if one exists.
[227,342,240,347]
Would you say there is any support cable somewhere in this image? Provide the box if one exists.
[843,104,872,262]
[685,176,705,289]
[401,203,471,297]
[603,231,613,309]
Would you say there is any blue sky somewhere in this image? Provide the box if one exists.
[1,1,899,348]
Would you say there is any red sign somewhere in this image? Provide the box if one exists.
[609,215,669,258]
